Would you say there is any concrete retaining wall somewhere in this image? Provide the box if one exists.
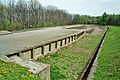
[7,31,85,60]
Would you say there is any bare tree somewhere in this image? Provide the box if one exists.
[0,0,73,30]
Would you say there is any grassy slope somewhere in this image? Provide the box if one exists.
[36,33,103,80]
[94,26,120,80]
[0,60,41,80]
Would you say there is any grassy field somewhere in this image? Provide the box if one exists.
[94,26,120,80]
[0,60,41,80]
[36,32,104,80]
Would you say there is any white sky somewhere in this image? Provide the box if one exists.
[2,0,120,16]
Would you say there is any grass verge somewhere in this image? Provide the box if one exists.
[0,60,41,80]
[94,26,120,80]
[36,32,104,80]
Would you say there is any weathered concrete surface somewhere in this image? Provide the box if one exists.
[9,56,50,80]
[20,50,32,60]
[0,55,10,62]
[0,25,83,56]
[0,31,12,35]
[33,47,42,59]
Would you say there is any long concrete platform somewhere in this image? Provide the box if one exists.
[0,25,84,57]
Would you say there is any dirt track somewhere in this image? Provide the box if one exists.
[67,25,105,35]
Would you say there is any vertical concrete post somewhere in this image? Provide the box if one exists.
[44,44,49,55]
[20,50,31,60]
[57,41,61,49]
[51,42,56,52]
[62,39,65,46]
[70,36,73,44]
[33,47,42,59]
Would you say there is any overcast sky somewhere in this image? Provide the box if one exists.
[2,0,120,16]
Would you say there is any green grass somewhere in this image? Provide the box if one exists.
[0,60,41,80]
[94,26,120,80]
[36,32,104,80]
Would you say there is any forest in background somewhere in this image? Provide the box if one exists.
[72,12,120,26]
[0,0,120,31]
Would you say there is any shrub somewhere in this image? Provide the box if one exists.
[43,23,48,27]
[3,21,9,30]
[35,23,42,28]
[48,22,54,27]
[8,22,24,31]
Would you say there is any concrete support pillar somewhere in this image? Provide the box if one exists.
[57,41,61,49]
[33,47,42,59]
[20,50,32,60]
[44,44,50,55]
[51,42,56,52]
[62,39,65,46]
